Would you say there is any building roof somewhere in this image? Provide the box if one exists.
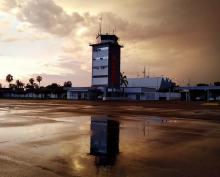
[65,87,101,92]
[127,77,168,90]
[124,87,156,94]
[97,34,119,41]
[89,42,123,47]
[178,86,220,91]
[90,34,123,47]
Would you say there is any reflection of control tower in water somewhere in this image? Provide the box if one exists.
[90,116,120,166]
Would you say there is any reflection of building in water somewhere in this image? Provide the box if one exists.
[90,116,120,166]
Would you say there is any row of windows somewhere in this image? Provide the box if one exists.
[92,75,108,78]
[93,47,108,52]
[92,56,108,60]
[93,66,108,70]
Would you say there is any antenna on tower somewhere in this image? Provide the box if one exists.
[147,67,150,78]
[99,15,103,35]
[187,77,191,86]
[143,66,146,78]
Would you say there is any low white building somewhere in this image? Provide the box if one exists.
[66,87,102,100]
[66,87,90,100]
[118,77,180,101]
[123,87,158,100]
[66,86,180,101]
[127,77,172,91]
[122,87,180,101]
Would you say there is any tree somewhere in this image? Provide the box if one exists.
[34,83,39,89]
[46,83,63,96]
[6,74,13,87]
[29,78,35,86]
[26,78,35,91]
[120,72,128,87]
[36,76,42,86]
[120,72,128,96]
[9,84,16,90]
[46,83,61,90]
[25,84,33,90]
[16,80,24,89]
[64,81,72,87]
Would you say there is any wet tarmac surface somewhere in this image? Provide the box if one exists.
[0,101,220,177]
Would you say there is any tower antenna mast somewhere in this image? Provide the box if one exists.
[143,66,146,78]
[148,67,150,78]
[99,16,103,35]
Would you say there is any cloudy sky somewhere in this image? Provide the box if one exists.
[0,0,219,86]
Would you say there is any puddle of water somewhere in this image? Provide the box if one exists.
[0,108,220,177]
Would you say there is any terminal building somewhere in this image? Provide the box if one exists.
[66,33,180,101]
[177,85,220,101]
[124,77,180,101]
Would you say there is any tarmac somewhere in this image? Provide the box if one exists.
[0,99,220,177]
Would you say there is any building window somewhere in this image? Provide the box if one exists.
[100,47,108,50]
[93,66,108,70]
[92,75,108,78]
[100,66,108,69]
[93,56,108,60]
[93,66,99,70]
[94,48,101,52]
[94,47,108,52]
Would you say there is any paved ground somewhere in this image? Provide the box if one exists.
[0,100,220,177]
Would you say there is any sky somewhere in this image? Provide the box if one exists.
[0,0,219,87]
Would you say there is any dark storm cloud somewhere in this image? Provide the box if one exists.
[1,0,220,84]
[16,0,84,36]
[1,0,184,40]
[116,0,220,83]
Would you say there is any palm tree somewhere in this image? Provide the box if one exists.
[6,74,13,88]
[29,78,35,86]
[64,81,72,87]
[120,72,128,96]
[36,76,42,87]
[16,80,24,89]
[16,80,19,88]
[120,72,128,87]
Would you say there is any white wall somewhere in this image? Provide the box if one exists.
[127,77,163,89]
[67,91,78,100]
[126,92,180,101]
[92,78,108,86]
[158,92,180,100]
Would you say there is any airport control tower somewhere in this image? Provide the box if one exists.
[90,33,123,90]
